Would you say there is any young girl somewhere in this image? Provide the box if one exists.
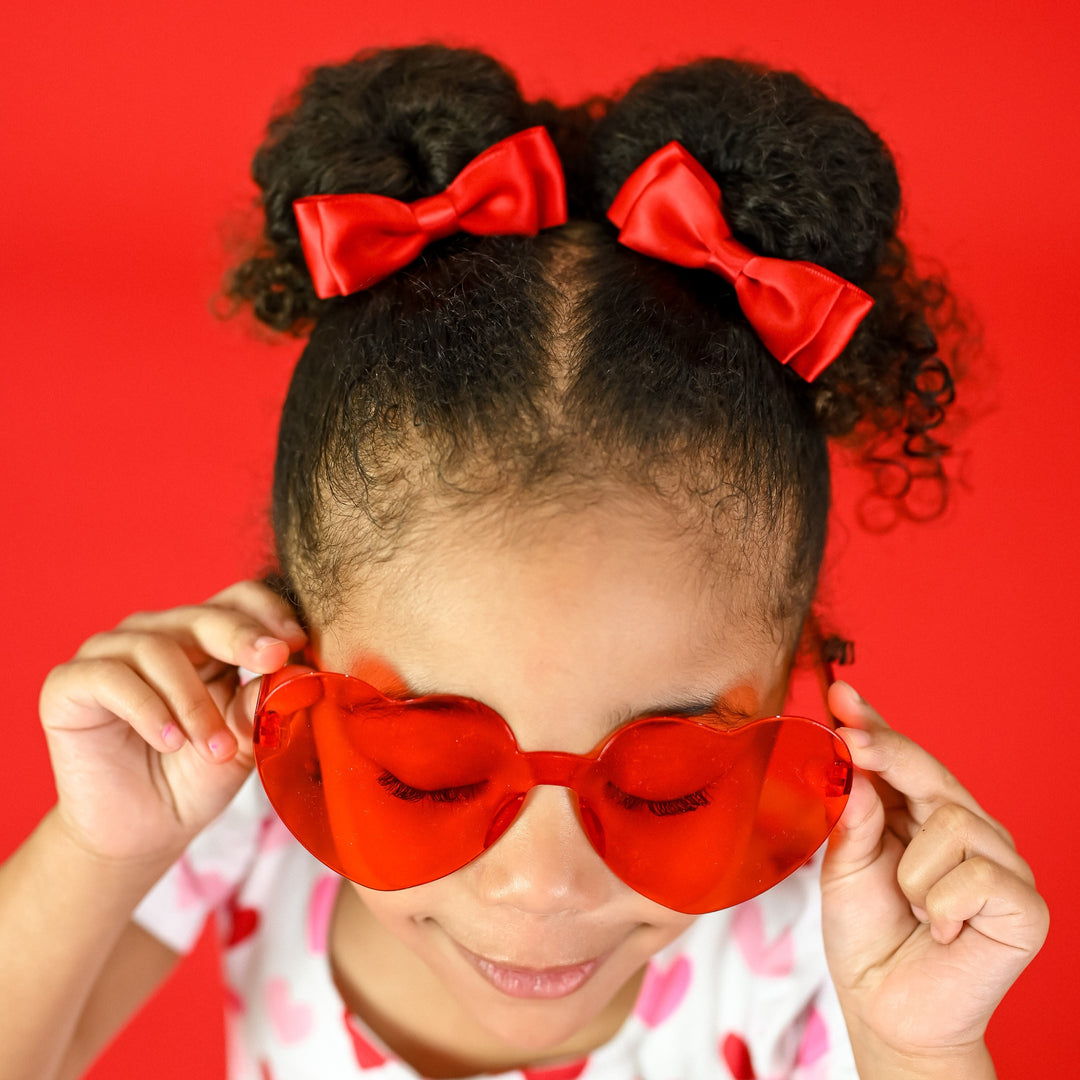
[0,45,1047,1080]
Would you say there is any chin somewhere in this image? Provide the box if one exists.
[462,983,621,1053]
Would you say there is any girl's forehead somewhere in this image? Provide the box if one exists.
[326,497,784,647]
[312,499,794,745]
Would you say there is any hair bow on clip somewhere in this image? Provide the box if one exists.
[293,127,568,298]
[607,142,874,381]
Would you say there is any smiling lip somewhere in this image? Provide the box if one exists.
[454,942,603,999]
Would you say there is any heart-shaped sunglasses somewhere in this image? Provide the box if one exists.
[252,659,853,914]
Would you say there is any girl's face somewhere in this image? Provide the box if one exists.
[312,496,794,1069]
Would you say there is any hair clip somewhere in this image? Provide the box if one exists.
[294,127,567,297]
[607,142,874,380]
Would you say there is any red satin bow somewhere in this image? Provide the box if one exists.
[607,142,873,381]
[293,127,567,298]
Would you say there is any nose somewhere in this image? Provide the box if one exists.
[467,784,617,914]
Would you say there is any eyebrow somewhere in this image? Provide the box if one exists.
[371,669,759,731]
[606,693,758,731]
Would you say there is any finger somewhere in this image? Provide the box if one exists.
[101,608,292,676]
[42,658,184,755]
[65,637,238,762]
[824,769,888,876]
[825,768,920,920]
[821,770,918,971]
[922,856,1050,957]
[828,680,890,732]
[835,717,1006,840]
[204,579,307,645]
[898,803,1036,922]
[217,675,264,759]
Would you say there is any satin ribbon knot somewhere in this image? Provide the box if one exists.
[294,126,567,298]
[608,141,874,381]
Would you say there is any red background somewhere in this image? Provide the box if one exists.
[2,0,1077,1075]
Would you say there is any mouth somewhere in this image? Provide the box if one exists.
[453,941,605,999]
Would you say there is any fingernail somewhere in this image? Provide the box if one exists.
[837,680,864,705]
[207,734,235,760]
[842,727,872,748]
[254,636,285,652]
[161,724,185,750]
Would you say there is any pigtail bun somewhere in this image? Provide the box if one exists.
[228,46,530,332]
[588,59,960,513]
[589,59,900,286]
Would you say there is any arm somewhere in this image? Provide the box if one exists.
[0,809,181,1080]
[1,580,306,1080]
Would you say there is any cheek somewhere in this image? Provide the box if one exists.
[349,879,445,930]
[350,874,697,944]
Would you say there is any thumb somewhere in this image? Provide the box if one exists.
[823,735,887,880]
[222,676,265,761]
[820,742,914,977]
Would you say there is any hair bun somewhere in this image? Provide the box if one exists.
[231,45,529,331]
[588,59,901,285]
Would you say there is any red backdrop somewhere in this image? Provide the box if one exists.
[2,1,1076,1075]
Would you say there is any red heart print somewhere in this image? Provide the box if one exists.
[343,1009,389,1069]
[522,1059,588,1080]
[721,1032,757,1079]
[224,895,260,947]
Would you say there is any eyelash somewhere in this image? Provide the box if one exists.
[605,784,712,817]
[376,770,486,804]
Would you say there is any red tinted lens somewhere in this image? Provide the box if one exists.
[253,671,529,889]
[254,671,852,912]
[577,716,851,912]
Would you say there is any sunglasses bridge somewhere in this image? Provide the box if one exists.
[483,750,608,855]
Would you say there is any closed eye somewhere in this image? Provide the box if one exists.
[376,770,487,804]
[605,782,711,816]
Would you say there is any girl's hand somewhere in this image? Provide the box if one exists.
[38,580,307,868]
[820,682,1049,1077]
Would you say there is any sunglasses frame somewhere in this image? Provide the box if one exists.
[251,629,854,913]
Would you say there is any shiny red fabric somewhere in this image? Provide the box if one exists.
[293,126,567,297]
[607,142,874,380]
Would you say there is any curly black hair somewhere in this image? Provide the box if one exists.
[226,45,964,625]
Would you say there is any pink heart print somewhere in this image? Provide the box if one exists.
[259,812,294,852]
[796,1007,828,1067]
[307,873,339,954]
[266,977,314,1044]
[730,900,794,976]
[224,983,245,1015]
[633,952,692,1027]
[175,855,232,910]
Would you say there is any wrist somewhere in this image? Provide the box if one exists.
[848,1031,995,1080]
[41,804,184,891]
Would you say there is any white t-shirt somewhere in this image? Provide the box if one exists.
[133,774,859,1079]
